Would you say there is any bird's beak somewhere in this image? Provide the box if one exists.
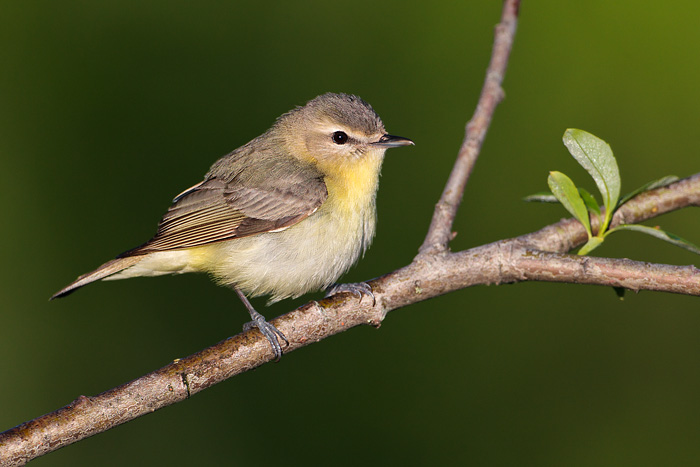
[372,134,415,148]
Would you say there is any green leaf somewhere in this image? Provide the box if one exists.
[578,236,604,255]
[608,224,700,255]
[578,187,601,216]
[547,171,592,237]
[617,175,679,207]
[523,192,559,203]
[562,129,620,228]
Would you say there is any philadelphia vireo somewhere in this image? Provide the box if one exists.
[51,92,413,359]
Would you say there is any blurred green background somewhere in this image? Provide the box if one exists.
[2,1,700,465]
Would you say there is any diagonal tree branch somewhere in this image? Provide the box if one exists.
[419,0,520,255]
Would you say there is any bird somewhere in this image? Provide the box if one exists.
[51,92,414,360]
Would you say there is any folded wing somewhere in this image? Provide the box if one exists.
[121,161,327,257]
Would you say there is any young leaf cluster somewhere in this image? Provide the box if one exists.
[526,129,697,256]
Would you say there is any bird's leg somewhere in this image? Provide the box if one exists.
[325,282,376,306]
[234,287,288,361]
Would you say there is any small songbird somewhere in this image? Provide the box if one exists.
[51,92,413,359]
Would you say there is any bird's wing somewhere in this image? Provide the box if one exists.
[120,167,327,256]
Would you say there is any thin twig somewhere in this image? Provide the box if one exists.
[419,0,520,255]
[518,172,700,252]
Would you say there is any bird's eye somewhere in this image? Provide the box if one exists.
[332,131,348,145]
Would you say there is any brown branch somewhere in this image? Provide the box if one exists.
[507,250,700,294]
[419,0,520,255]
[3,172,700,465]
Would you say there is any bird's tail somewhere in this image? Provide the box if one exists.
[50,256,143,300]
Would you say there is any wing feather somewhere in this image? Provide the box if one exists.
[120,161,327,257]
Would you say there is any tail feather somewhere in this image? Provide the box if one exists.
[50,256,143,300]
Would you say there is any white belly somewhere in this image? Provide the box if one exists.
[207,201,375,302]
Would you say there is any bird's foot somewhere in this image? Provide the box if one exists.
[235,287,289,361]
[243,309,289,362]
[326,282,376,306]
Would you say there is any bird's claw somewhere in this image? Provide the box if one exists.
[244,313,289,362]
[326,282,376,306]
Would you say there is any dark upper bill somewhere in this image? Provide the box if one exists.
[372,134,414,148]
